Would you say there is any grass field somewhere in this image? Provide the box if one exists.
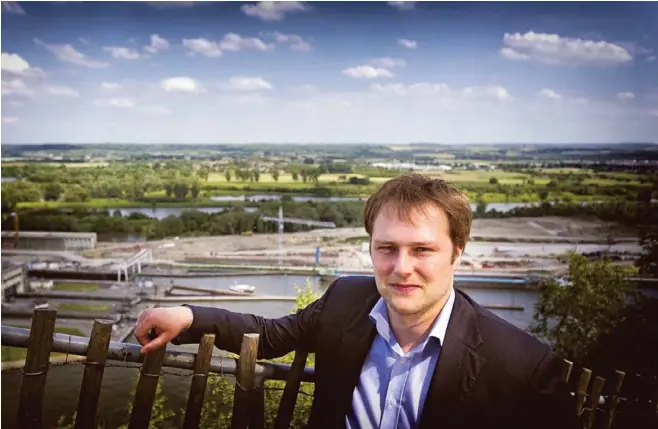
[58,303,111,312]
[206,172,368,184]
[52,282,99,292]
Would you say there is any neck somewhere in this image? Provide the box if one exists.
[388,287,452,353]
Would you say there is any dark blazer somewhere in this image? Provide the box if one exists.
[173,276,581,429]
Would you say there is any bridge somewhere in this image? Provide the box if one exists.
[116,248,153,282]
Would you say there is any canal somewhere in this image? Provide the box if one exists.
[1,273,540,429]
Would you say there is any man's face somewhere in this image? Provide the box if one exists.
[370,203,462,318]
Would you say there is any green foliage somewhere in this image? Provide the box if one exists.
[529,252,639,362]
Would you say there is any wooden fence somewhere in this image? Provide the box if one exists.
[1,308,657,429]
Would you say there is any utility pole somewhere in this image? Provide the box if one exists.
[278,205,284,266]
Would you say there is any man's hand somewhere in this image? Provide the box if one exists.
[134,306,194,354]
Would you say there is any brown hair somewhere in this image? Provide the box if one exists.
[364,173,472,252]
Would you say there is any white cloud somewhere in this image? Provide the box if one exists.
[104,46,141,60]
[2,52,30,73]
[617,92,635,101]
[182,38,222,57]
[2,2,25,14]
[388,2,416,11]
[500,31,633,66]
[461,85,513,102]
[241,1,309,21]
[45,85,80,97]
[398,38,418,49]
[79,37,91,45]
[219,77,273,91]
[647,56,656,62]
[35,38,109,68]
[343,65,394,79]
[144,34,170,54]
[1,52,46,78]
[140,105,172,115]
[101,82,123,90]
[368,57,406,68]
[2,116,20,124]
[539,88,562,100]
[1,78,34,98]
[270,32,312,51]
[219,33,274,52]
[160,76,204,93]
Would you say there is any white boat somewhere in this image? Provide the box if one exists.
[230,283,256,293]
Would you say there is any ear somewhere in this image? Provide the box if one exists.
[451,246,463,271]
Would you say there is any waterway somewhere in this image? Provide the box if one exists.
[1,273,539,429]
[115,201,547,220]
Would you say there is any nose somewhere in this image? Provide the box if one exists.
[393,251,413,278]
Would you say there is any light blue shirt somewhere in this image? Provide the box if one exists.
[346,287,455,429]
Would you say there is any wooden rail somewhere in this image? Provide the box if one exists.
[2,309,656,429]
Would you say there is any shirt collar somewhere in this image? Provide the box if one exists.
[369,285,456,350]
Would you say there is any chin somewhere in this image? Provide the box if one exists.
[387,297,424,316]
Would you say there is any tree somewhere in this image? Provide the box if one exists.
[271,169,280,182]
[43,183,62,202]
[190,182,200,201]
[529,252,638,363]
[489,177,498,185]
[291,171,299,182]
[224,170,232,182]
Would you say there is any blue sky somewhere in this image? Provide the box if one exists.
[1,1,657,144]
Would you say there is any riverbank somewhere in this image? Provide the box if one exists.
[15,193,616,210]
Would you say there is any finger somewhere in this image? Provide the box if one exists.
[140,331,175,354]
[134,319,154,346]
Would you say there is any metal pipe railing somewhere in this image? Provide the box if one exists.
[1,325,315,382]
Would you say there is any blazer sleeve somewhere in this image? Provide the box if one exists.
[519,350,582,429]
[170,280,336,359]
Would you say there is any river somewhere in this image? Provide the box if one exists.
[1,273,539,429]
[114,201,548,220]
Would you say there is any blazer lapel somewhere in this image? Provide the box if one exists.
[331,292,380,425]
[418,289,486,429]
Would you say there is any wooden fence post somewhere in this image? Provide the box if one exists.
[575,367,593,416]
[583,376,606,429]
[183,334,215,429]
[562,359,574,383]
[274,350,309,429]
[75,319,114,429]
[231,333,259,429]
[127,344,167,429]
[605,370,625,429]
[17,308,57,429]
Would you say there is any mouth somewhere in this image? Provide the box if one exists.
[391,283,421,294]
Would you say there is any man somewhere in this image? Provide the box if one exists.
[135,174,580,429]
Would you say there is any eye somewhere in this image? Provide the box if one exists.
[415,247,432,253]
[377,246,395,254]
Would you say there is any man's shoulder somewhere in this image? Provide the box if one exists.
[325,275,378,298]
[457,289,551,361]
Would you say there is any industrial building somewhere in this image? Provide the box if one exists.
[1,231,97,251]
[1,263,27,302]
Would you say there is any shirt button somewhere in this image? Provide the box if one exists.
[400,357,406,363]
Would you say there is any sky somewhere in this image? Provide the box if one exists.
[1,0,657,144]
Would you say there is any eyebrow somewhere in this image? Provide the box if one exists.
[373,240,439,246]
